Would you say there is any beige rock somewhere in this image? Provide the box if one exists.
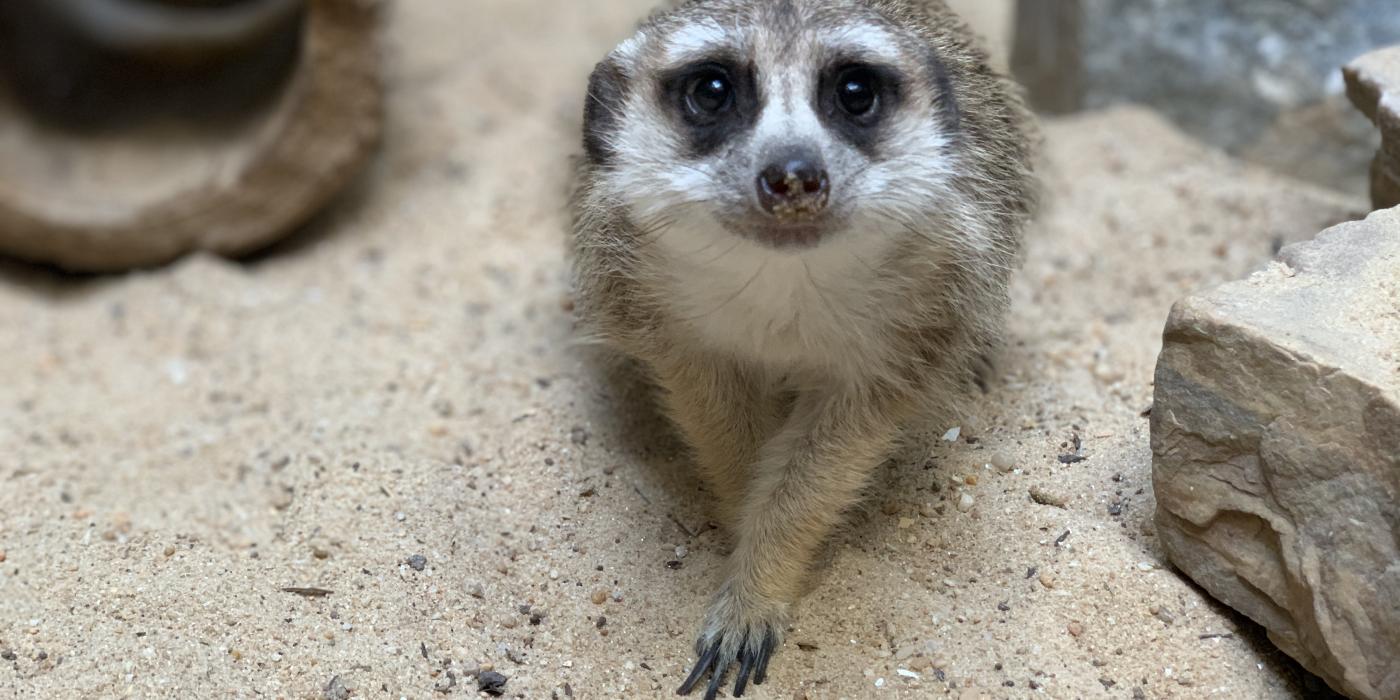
[1152,207,1400,700]
[1345,46,1400,210]
[0,0,383,271]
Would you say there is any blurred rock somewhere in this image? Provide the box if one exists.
[1152,207,1400,700]
[1014,1,1399,196]
[1345,46,1400,209]
[0,0,382,271]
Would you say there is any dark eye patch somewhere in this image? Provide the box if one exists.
[817,60,903,156]
[924,49,961,137]
[583,57,630,166]
[659,57,760,158]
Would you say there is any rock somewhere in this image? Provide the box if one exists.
[1344,46,1400,210]
[1028,486,1068,509]
[1013,1,1399,194]
[0,0,383,271]
[477,670,508,696]
[956,493,976,512]
[322,675,349,700]
[1151,207,1400,700]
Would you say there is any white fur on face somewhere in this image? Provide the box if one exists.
[818,23,904,64]
[597,20,965,377]
[664,19,734,63]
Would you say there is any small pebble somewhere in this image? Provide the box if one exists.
[1039,572,1057,589]
[591,589,608,605]
[394,512,406,522]
[324,674,349,700]
[1094,364,1125,383]
[407,554,427,572]
[989,452,1015,472]
[162,545,175,558]
[1029,486,1068,508]
[674,545,688,559]
[942,427,961,442]
[956,493,975,512]
[570,426,590,446]
[549,569,560,580]
[477,670,508,696]
[1068,621,1084,637]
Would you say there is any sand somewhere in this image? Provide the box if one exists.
[0,1,1370,698]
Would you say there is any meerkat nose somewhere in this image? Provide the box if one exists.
[756,150,830,219]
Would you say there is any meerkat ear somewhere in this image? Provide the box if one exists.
[583,57,630,166]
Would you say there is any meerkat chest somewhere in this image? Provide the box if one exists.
[662,242,888,374]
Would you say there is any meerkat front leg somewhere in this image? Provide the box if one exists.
[678,386,910,698]
[651,354,786,529]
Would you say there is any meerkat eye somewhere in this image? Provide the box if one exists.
[835,66,881,117]
[685,68,734,116]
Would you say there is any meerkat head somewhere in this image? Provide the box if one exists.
[583,0,966,256]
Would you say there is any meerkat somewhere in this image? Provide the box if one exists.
[571,1,1035,697]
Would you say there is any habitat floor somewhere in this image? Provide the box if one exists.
[0,1,1368,698]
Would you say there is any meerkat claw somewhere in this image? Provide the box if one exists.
[734,631,776,696]
[677,640,722,697]
[733,643,756,696]
[705,660,727,700]
[754,631,777,686]
[677,626,779,698]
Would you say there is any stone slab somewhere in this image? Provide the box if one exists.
[1152,207,1400,699]
[1345,46,1400,209]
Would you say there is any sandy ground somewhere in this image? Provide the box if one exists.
[0,1,1373,698]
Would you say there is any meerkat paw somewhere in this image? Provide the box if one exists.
[676,585,787,699]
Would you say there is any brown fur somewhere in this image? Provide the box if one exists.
[570,0,1036,692]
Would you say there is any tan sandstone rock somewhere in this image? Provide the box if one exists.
[0,0,382,271]
[1152,207,1400,700]
[1346,46,1400,210]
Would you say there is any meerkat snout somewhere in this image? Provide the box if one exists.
[755,149,831,224]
